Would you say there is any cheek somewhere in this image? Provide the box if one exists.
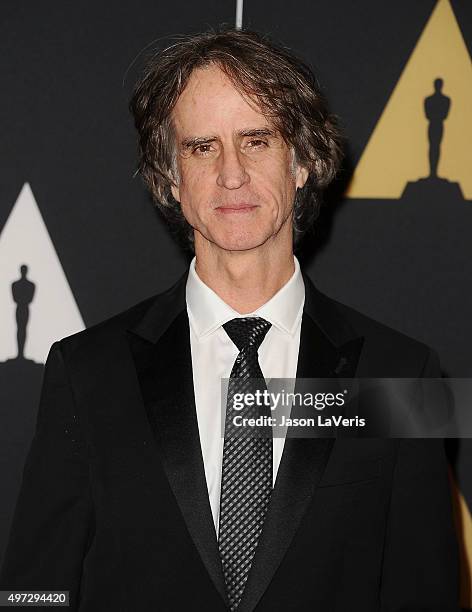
[253,163,296,209]
[180,163,213,197]
[178,166,213,221]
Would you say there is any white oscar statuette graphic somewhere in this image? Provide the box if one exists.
[0,182,84,364]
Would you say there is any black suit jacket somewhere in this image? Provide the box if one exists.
[0,272,460,611]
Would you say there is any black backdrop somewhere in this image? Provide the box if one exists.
[1,0,471,606]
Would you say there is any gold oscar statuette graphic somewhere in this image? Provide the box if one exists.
[449,470,472,607]
[346,0,472,201]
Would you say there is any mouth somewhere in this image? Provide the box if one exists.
[215,203,259,214]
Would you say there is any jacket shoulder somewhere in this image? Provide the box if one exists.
[54,275,185,357]
[321,292,437,375]
[335,296,427,346]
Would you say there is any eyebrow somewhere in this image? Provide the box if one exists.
[180,127,276,149]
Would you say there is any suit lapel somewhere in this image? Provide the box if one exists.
[126,273,228,607]
[237,274,364,612]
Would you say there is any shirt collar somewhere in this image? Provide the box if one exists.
[186,255,305,338]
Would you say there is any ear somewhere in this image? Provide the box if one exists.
[171,182,180,202]
[295,164,309,190]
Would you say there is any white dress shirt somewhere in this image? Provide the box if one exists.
[186,256,305,536]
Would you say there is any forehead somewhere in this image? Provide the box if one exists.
[171,63,272,134]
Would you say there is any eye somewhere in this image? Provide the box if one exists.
[247,139,268,149]
[193,143,213,156]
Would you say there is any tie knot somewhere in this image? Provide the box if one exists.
[223,317,272,352]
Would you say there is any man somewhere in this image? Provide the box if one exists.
[0,28,459,611]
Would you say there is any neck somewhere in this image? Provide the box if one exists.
[193,236,295,314]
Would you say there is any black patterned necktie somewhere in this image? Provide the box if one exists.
[218,317,273,611]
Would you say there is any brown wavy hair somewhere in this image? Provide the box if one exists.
[129,27,344,251]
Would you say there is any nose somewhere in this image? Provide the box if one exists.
[216,145,250,189]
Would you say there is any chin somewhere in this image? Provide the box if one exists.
[210,229,272,252]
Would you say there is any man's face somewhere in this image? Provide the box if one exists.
[170,63,308,253]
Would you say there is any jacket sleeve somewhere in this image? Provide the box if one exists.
[379,348,460,611]
[0,341,94,610]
